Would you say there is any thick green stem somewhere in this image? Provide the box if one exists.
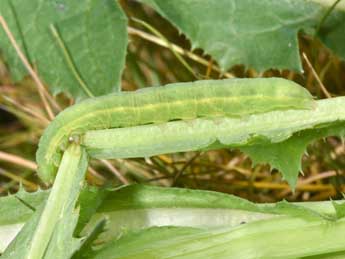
[26,144,88,259]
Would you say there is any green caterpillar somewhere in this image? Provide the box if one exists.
[36,78,314,182]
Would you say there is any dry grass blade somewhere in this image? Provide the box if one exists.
[172,152,203,186]
[100,159,130,185]
[0,167,38,191]
[2,95,50,125]
[0,151,37,171]
[131,17,199,79]
[302,52,332,98]
[127,26,234,78]
[87,166,106,184]
[278,170,343,197]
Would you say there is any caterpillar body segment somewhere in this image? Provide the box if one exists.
[36,78,313,182]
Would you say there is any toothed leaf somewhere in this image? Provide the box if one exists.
[141,0,345,72]
[241,122,345,189]
[0,188,48,253]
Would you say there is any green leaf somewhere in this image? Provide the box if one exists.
[316,0,345,59]
[1,185,344,255]
[0,187,48,226]
[90,216,345,259]
[83,184,274,245]
[0,0,127,99]
[141,0,345,72]
[89,226,203,259]
[83,185,340,245]
[0,185,107,254]
[75,185,109,235]
[73,218,107,259]
[85,185,345,259]
[305,250,345,259]
[241,122,345,189]
[2,144,88,259]
[0,188,48,253]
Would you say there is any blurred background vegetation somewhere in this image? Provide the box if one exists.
[0,0,344,202]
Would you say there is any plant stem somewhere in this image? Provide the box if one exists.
[26,144,88,259]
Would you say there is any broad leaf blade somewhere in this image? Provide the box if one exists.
[83,185,339,246]
[141,0,345,72]
[0,0,127,99]
[319,13,345,59]
[90,217,345,259]
[0,187,48,226]
[1,185,343,256]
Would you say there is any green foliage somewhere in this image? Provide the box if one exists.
[0,186,108,254]
[1,185,345,258]
[0,188,48,253]
[241,122,345,188]
[0,0,127,99]
[90,187,345,258]
[88,217,345,259]
[2,144,88,259]
[80,186,345,259]
[0,187,48,226]
[84,185,340,246]
[316,0,345,59]
[141,0,345,72]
